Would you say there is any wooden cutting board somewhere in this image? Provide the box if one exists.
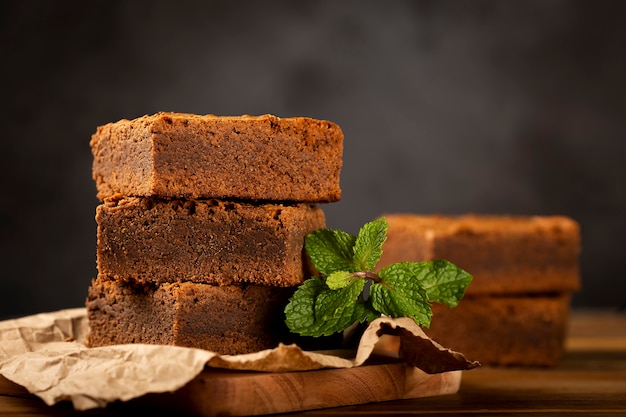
[0,361,461,416]
[134,361,462,416]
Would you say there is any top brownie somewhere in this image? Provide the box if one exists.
[90,112,343,202]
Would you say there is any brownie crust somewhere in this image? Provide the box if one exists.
[90,112,343,202]
[96,197,325,287]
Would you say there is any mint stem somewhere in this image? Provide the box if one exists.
[352,271,381,283]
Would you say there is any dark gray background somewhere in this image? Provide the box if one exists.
[1,0,625,319]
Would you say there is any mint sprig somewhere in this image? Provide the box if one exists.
[284,217,472,337]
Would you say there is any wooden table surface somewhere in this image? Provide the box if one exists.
[1,309,625,416]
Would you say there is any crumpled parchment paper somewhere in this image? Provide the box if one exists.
[0,308,478,410]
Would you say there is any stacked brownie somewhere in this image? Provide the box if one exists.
[85,112,343,355]
[377,214,581,366]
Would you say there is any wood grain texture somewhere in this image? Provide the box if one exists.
[135,362,461,416]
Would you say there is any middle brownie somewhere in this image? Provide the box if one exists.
[96,196,325,287]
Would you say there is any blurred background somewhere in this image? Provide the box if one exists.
[1,0,625,319]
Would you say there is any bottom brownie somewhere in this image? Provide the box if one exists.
[85,276,297,355]
[423,293,571,367]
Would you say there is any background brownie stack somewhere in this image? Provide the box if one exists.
[378,214,581,367]
[85,112,343,355]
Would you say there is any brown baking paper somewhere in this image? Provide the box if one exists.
[0,308,478,410]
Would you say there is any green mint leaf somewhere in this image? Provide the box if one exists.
[284,276,327,335]
[372,262,432,326]
[284,277,366,337]
[351,299,381,324]
[285,216,473,337]
[305,228,357,275]
[405,259,473,308]
[352,217,388,271]
[326,271,356,290]
[312,280,366,336]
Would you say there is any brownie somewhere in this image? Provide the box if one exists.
[85,276,295,355]
[378,214,581,296]
[423,294,571,367]
[96,197,325,287]
[90,112,343,202]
